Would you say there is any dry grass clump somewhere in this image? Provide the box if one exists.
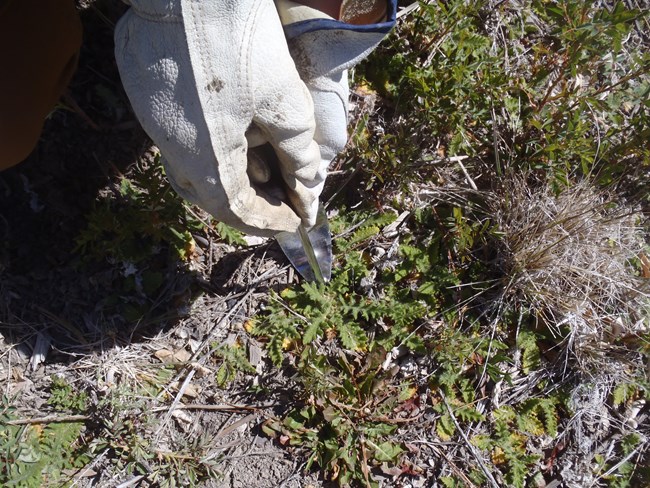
[491,177,648,369]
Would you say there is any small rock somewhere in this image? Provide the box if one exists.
[175,328,190,339]
[172,408,193,424]
[243,235,267,246]
[169,381,201,399]
[191,363,212,378]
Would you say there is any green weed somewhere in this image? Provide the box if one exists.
[352,0,649,196]
[212,342,256,387]
[48,375,89,413]
[0,384,89,487]
[73,153,245,324]
[253,214,436,485]
[75,155,199,264]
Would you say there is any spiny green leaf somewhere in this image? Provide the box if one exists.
[493,405,517,425]
[360,422,397,438]
[371,440,404,463]
[302,316,324,344]
[613,382,638,407]
[214,221,247,246]
[454,405,485,423]
[504,453,533,488]
[517,410,545,436]
[436,413,456,441]
[215,364,230,386]
[520,398,558,437]
[338,321,367,351]
[268,334,287,367]
[518,330,541,374]
[471,434,492,450]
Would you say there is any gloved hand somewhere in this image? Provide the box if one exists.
[114,0,324,237]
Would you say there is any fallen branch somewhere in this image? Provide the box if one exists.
[1,414,89,426]
[151,403,273,413]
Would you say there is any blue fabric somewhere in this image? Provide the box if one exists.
[283,0,397,39]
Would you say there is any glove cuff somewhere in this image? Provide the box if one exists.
[120,0,182,20]
[275,0,396,79]
[278,0,396,35]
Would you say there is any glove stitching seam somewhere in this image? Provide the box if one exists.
[227,2,263,227]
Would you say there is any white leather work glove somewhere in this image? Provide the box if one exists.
[114,0,324,237]
[275,0,397,164]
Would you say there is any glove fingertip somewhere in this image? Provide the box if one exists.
[299,198,320,229]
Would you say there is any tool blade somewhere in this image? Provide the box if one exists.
[275,204,332,283]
